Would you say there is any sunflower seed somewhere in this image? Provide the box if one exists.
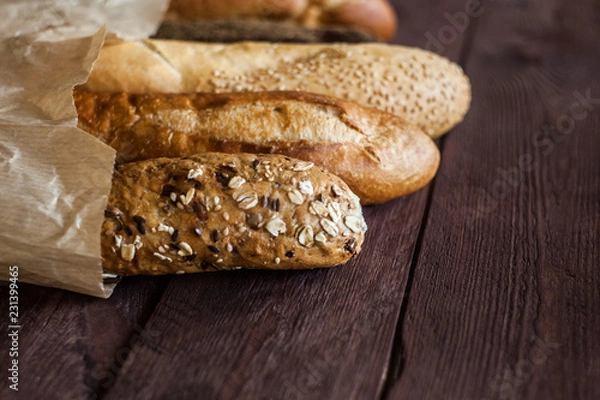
[181,188,195,205]
[179,241,194,256]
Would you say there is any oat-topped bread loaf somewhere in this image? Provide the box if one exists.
[75,91,439,205]
[80,40,471,137]
[165,0,397,41]
[103,153,366,275]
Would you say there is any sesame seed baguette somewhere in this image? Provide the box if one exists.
[80,40,471,138]
[103,153,366,275]
[75,90,440,205]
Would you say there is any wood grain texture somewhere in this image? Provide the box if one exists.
[387,0,600,399]
[0,277,169,400]
[101,193,429,400]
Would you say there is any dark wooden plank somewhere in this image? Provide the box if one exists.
[102,195,427,400]
[0,276,168,399]
[387,0,600,399]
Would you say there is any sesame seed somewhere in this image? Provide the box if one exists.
[274,257,281,265]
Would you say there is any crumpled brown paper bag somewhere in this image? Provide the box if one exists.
[0,0,168,297]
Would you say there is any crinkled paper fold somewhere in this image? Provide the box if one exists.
[0,0,168,297]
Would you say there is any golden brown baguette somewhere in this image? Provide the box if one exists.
[75,91,440,205]
[165,0,397,41]
[103,153,366,275]
[80,40,471,138]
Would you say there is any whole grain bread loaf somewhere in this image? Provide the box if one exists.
[75,90,440,205]
[80,40,471,138]
[103,153,366,275]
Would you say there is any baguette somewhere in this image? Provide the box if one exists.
[75,90,440,205]
[103,153,366,275]
[152,19,378,43]
[165,0,397,41]
[80,40,471,138]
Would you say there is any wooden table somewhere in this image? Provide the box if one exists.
[2,0,599,399]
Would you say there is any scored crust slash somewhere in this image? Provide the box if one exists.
[75,91,440,205]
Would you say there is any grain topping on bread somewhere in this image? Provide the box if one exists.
[103,153,366,275]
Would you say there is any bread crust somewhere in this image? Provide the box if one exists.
[165,0,397,40]
[75,90,440,204]
[103,153,366,275]
[166,0,307,20]
[80,40,471,138]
